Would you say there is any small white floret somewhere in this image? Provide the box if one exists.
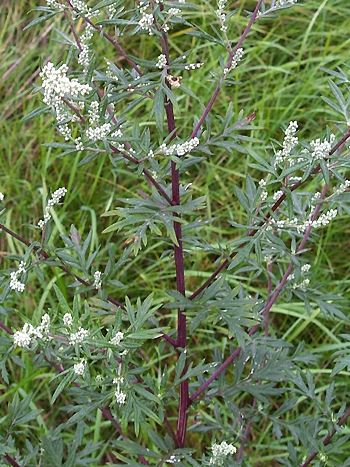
[110,331,124,346]
[63,313,73,327]
[93,271,102,289]
[73,359,86,376]
[69,327,89,345]
[115,389,127,405]
[209,441,237,465]
[9,261,26,293]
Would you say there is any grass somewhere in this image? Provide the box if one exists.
[1,0,350,464]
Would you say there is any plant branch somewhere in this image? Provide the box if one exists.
[0,222,176,346]
[300,406,350,466]
[188,185,328,404]
[59,92,173,207]
[3,454,20,467]
[62,20,172,206]
[110,143,174,206]
[0,222,123,308]
[189,126,350,301]
[65,0,141,75]
[0,322,123,439]
[236,399,256,462]
[190,0,264,139]
[264,260,273,335]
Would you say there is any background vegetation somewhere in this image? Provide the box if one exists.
[1,0,350,464]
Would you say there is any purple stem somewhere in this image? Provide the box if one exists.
[4,455,20,467]
[264,261,273,335]
[157,5,188,446]
[0,321,13,335]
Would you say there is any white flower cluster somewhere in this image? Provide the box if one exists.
[46,0,64,10]
[40,62,91,127]
[276,0,298,7]
[32,315,50,340]
[223,48,244,76]
[311,208,338,229]
[162,1,185,31]
[110,331,124,345]
[105,60,119,81]
[269,208,338,234]
[311,192,321,204]
[309,134,335,161]
[34,313,51,340]
[216,0,228,33]
[106,4,117,18]
[166,74,182,89]
[160,137,199,157]
[114,364,126,405]
[38,187,67,229]
[168,8,181,16]
[73,359,86,376]
[88,100,100,125]
[288,264,311,290]
[13,314,51,349]
[156,54,167,69]
[71,0,95,18]
[301,263,311,273]
[9,261,26,292]
[209,441,237,465]
[167,455,180,464]
[275,121,298,167]
[138,1,154,35]
[69,327,89,345]
[63,312,73,327]
[115,389,126,405]
[334,180,350,195]
[0,192,4,201]
[58,123,73,141]
[86,123,111,141]
[185,62,204,71]
[259,179,268,202]
[13,324,32,348]
[78,24,94,72]
[93,271,102,289]
[273,190,284,202]
[289,176,302,185]
[85,101,112,142]
[75,137,84,151]
[299,281,310,289]
[112,129,123,139]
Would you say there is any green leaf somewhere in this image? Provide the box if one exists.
[53,284,71,314]
[51,371,74,405]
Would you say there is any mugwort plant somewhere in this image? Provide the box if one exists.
[1,0,350,465]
